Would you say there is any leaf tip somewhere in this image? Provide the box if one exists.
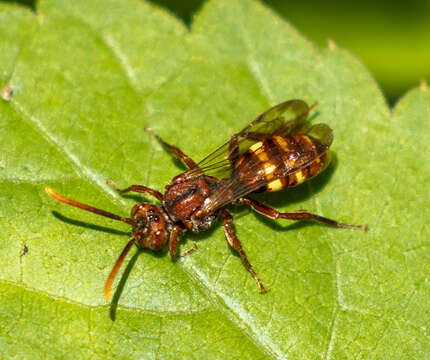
[420,78,428,92]
[327,38,337,51]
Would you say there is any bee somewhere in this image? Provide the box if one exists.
[46,99,367,299]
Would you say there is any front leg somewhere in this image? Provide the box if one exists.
[239,197,367,230]
[168,224,197,259]
[168,224,182,259]
[221,209,266,293]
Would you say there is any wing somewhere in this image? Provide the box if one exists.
[184,99,313,180]
[199,122,333,214]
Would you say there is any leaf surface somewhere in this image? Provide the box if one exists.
[1,1,429,359]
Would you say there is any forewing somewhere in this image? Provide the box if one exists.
[184,99,312,180]
[200,122,333,214]
[240,99,312,139]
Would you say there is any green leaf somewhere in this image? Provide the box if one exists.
[265,0,430,103]
[1,0,429,359]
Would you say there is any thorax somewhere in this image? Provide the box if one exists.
[162,174,220,232]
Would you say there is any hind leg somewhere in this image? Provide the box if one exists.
[240,197,367,230]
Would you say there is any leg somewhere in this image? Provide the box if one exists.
[107,179,163,201]
[169,224,198,259]
[179,244,198,258]
[221,209,266,293]
[168,224,180,259]
[145,126,197,169]
[240,197,368,230]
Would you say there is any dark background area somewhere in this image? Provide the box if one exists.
[4,0,430,105]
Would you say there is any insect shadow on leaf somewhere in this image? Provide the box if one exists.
[109,249,140,321]
[52,211,130,237]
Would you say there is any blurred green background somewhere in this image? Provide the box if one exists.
[151,0,430,105]
[5,0,430,105]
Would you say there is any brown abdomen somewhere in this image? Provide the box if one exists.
[235,134,331,193]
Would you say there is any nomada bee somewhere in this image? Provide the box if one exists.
[46,99,367,299]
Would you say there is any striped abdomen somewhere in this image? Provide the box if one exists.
[235,134,331,193]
